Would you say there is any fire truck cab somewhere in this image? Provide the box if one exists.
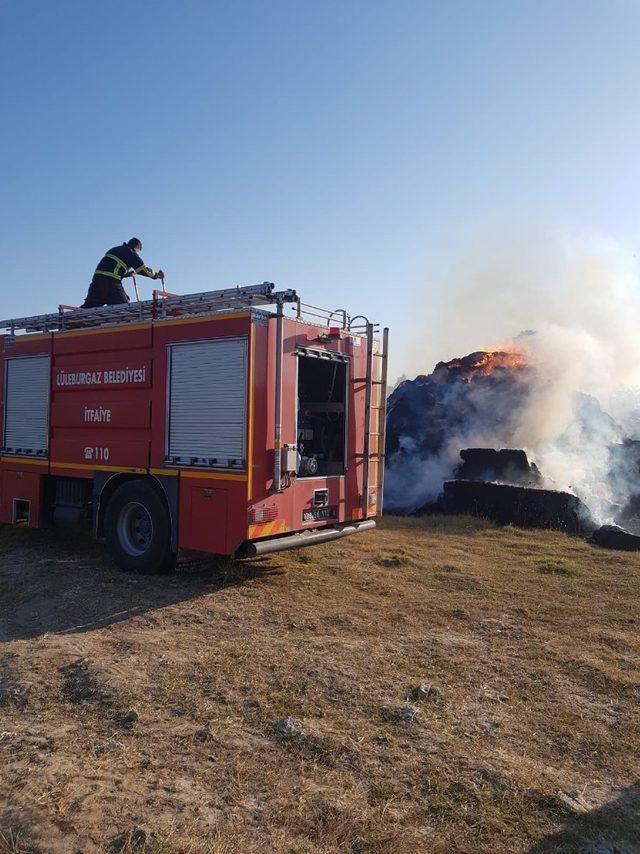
[0,284,388,573]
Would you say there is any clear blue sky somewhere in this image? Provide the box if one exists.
[2,0,640,379]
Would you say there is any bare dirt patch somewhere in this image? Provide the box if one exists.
[0,517,638,852]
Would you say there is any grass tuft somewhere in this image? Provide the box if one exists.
[537,559,577,576]
[374,549,412,568]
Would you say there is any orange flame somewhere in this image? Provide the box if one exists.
[446,348,529,382]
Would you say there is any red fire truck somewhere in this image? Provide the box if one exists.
[0,284,388,573]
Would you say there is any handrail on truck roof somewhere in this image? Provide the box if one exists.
[292,299,379,334]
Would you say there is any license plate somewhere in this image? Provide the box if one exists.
[303,506,337,522]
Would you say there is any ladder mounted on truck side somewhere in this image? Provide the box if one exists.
[0,282,298,335]
[351,317,389,517]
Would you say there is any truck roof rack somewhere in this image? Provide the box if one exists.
[0,282,298,335]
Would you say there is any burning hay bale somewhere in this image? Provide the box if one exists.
[384,345,640,541]
[385,350,532,469]
[385,348,538,514]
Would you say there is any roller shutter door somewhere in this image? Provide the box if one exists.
[4,355,50,455]
[167,337,247,468]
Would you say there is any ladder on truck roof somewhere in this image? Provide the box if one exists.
[0,282,298,335]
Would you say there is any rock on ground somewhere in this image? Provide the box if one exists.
[273,716,307,739]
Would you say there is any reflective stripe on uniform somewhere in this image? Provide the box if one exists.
[134,263,155,277]
[95,269,123,280]
[105,253,129,275]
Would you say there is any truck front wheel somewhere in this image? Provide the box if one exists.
[104,480,175,574]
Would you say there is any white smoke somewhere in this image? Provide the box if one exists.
[392,230,640,523]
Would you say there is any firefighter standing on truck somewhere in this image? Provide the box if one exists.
[82,238,165,308]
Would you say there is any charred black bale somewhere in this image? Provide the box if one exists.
[589,524,640,551]
[615,496,640,534]
[455,448,542,485]
[442,480,591,533]
[610,439,640,533]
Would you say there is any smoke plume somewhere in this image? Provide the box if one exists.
[387,231,640,522]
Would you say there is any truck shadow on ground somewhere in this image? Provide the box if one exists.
[528,782,640,853]
[0,527,283,641]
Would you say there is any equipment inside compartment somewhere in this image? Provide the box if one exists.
[297,355,347,477]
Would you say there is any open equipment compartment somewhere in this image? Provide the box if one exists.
[296,350,347,478]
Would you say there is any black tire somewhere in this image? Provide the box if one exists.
[104,480,176,574]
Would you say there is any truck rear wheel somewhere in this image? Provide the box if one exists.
[104,480,175,574]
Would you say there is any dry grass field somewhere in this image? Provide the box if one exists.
[0,515,638,853]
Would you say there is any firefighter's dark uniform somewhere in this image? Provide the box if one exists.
[82,244,158,308]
